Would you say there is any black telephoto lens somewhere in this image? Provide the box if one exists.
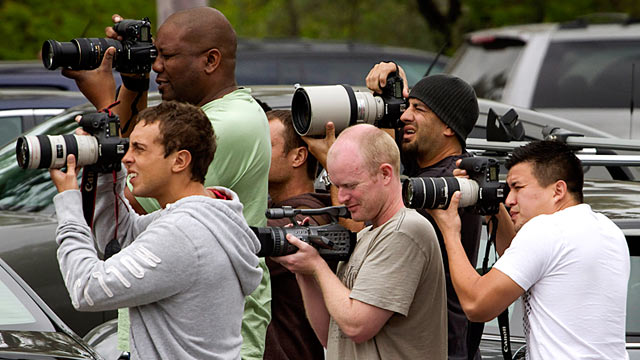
[41,38,122,70]
[402,177,461,209]
[73,38,122,70]
[42,40,80,70]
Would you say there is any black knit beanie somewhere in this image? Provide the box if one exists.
[408,74,479,147]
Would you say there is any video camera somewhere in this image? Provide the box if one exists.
[16,112,129,173]
[252,205,357,261]
[402,157,509,215]
[42,17,157,74]
[291,73,407,136]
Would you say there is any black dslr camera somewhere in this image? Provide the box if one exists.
[42,17,157,74]
[16,112,129,173]
[252,206,357,261]
[402,157,509,215]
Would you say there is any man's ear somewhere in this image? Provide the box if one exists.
[291,146,308,168]
[172,150,192,174]
[443,126,456,137]
[379,163,394,184]
[552,180,568,203]
[203,48,222,74]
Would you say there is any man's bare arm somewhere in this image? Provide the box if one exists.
[274,236,392,344]
[430,193,523,322]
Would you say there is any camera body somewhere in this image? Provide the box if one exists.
[377,73,407,128]
[78,112,130,173]
[42,17,157,74]
[291,73,407,136]
[402,157,509,215]
[251,206,356,261]
[16,112,129,173]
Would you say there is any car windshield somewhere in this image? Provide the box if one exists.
[0,265,54,331]
[532,39,640,108]
[447,38,525,100]
[0,109,83,213]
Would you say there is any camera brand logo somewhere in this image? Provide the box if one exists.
[84,173,95,192]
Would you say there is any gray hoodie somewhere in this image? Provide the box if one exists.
[54,170,262,360]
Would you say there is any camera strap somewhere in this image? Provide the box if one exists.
[484,215,513,360]
[81,168,98,228]
[80,168,122,263]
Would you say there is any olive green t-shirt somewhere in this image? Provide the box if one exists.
[135,87,270,227]
[326,208,447,360]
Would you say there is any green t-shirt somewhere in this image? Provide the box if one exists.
[135,88,270,227]
[123,88,272,359]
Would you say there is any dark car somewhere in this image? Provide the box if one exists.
[0,61,158,92]
[0,89,88,146]
[0,257,102,359]
[2,38,446,91]
[236,38,448,87]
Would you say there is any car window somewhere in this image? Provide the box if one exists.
[447,39,525,101]
[298,58,374,86]
[236,58,279,85]
[0,115,23,146]
[0,266,54,331]
[236,55,442,87]
[0,110,82,213]
[397,60,444,86]
[532,40,640,108]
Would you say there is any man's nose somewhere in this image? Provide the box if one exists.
[337,188,349,204]
[505,189,515,207]
[399,108,412,123]
[122,148,133,165]
[152,56,163,73]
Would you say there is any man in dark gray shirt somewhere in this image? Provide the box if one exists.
[367,64,483,359]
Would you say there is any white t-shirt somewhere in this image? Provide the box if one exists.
[493,204,629,360]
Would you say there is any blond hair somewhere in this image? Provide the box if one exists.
[336,125,400,177]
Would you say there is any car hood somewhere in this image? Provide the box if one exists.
[0,211,56,227]
[0,330,95,359]
[584,179,640,221]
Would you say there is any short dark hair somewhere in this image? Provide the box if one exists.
[505,140,583,203]
[137,101,215,184]
[267,109,317,180]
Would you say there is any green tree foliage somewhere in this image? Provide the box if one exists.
[460,0,640,34]
[0,0,155,60]
[212,0,446,54]
[2,0,640,60]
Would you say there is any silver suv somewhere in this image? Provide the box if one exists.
[447,17,640,139]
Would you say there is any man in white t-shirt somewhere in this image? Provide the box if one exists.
[430,140,630,359]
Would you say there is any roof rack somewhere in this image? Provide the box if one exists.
[468,111,640,180]
[559,13,640,29]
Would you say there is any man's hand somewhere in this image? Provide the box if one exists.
[302,122,336,168]
[365,61,409,98]
[428,191,462,241]
[62,47,117,110]
[105,14,124,40]
[49,154,80,193]
[271,234,325,275]
[452,158,468,178]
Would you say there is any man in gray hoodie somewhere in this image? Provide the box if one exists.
[50,101,262,359]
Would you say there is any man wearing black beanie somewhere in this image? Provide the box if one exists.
[367,63,484,360]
